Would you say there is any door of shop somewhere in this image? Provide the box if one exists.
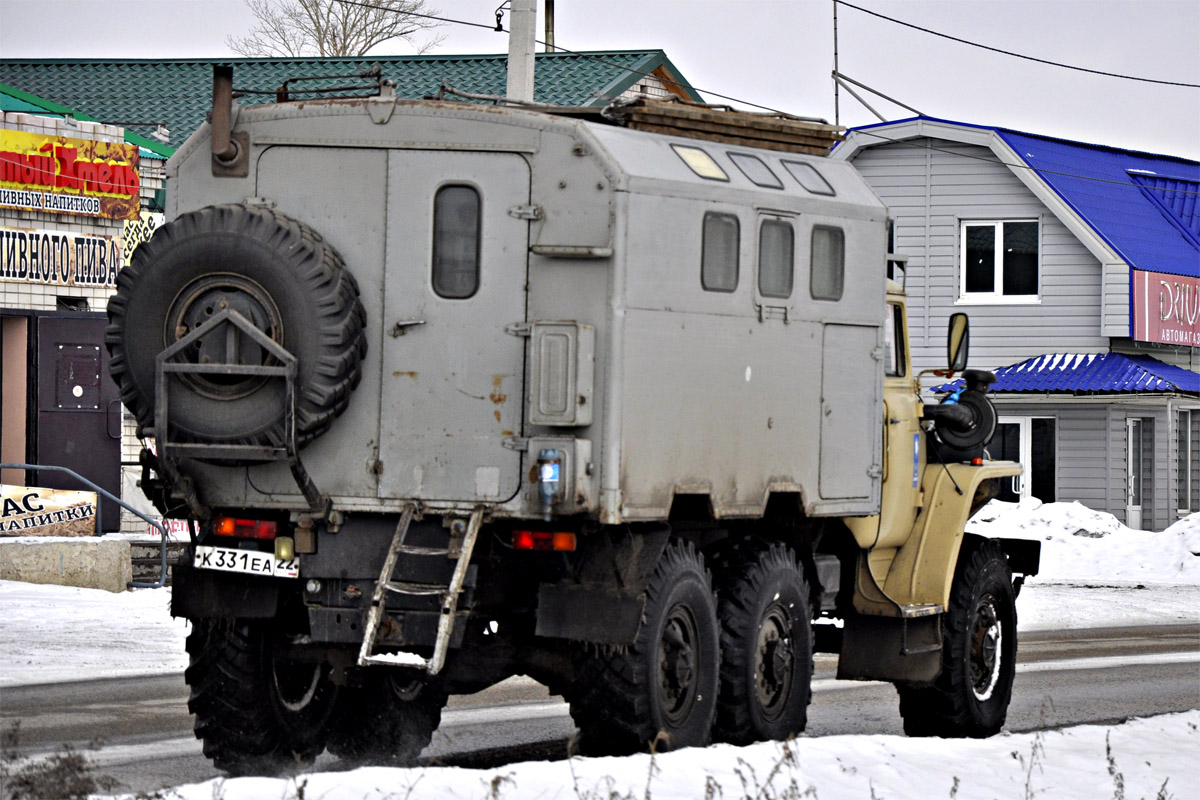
[35,315,122,532]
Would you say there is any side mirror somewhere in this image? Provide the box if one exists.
[947,313,969,372]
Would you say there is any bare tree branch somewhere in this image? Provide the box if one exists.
[226,0,444,58]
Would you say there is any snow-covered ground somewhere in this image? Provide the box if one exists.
[100,711,1200,800]
[0,502,1196,799]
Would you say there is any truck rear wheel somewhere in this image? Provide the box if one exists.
[105,204,366,456]
[185,619,338,775]
[566,540,719,755]
[896,539,1017,737]
[711,541,813,744]
[326,668,447,765]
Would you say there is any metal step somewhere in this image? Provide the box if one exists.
[383,580,444,596]
[395,543,451,557]
[900,603,944,618]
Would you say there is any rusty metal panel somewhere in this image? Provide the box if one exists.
[35,315,121,532]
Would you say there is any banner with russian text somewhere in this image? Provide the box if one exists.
[0,226,123,288]
[0,129,140,220]
[1,485,97,537]
[1132,269,1200,347]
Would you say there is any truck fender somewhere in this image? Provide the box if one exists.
[881,461,1021,610]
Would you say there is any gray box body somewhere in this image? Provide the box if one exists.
[164,99,889,523]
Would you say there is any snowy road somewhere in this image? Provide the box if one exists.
[4,623,1196,797]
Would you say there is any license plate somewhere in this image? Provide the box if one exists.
[194,545,299,579]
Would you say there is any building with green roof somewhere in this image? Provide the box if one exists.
[0,51,701,149]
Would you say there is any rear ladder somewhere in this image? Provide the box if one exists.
[357,505,483,674]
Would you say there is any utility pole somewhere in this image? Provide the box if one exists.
[545,0,556,52]
[833,0,840,127]
[506,0,537,102]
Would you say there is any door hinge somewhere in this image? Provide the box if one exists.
[868,464,883,478]
[508,204,544,221]
[505,322,532,337]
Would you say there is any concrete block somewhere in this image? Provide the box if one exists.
[0,538,132,593]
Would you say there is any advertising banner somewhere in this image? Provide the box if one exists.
[122,211,163,267]
[1,485,97,536]
[0,226,123,289]
[1132,270,1200,347]
[0,129,141,220]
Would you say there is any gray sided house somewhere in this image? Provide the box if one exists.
[833,117,1199,530]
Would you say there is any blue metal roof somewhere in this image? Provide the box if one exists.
[939,353,1198,395]
[848,117,1200,279]
[997,129,1199,279]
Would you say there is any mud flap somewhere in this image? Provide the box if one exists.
[535,583,645,644]
[171,562,281,619]
[837,611,942,683]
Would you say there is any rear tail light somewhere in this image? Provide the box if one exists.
[213,516,278,540]
[512,529,576,551]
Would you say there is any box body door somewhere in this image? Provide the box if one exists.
[377,151,531,502]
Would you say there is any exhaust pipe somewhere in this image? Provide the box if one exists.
[210,65,247,176]
[211,66,237,163]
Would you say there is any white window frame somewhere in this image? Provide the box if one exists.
[996,415,1054,501]
[1180,409,1196,516]
[958,219,1041,305]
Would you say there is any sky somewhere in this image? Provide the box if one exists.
[1,0,1198,160]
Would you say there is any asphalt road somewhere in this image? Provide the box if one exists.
[2,624,1196,797]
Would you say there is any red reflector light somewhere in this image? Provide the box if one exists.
[971,457,984,466]
[513,530,576,551]
[213,516,278,540]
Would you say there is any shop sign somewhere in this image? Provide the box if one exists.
[1132,269,1200,347]
[123,211,163,267]
[0,485,97,536]
[0,226,123,289]
[0,129,140,220]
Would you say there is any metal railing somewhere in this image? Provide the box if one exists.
[1,462,168,589]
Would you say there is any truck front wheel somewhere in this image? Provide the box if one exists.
[326,668,447,765]
[185,619,338,775]
[896,539,1017,737]
[566,540,720,755]
[711,541,813,744]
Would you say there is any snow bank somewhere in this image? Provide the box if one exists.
[99,711,1200,800]
[0,579,188,686]
[968,501,1200,584]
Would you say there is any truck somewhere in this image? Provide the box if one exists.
[106,67,1040,775]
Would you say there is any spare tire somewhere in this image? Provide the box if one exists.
[106,204,366,455]
[934,390,997,450]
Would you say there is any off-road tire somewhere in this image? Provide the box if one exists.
[566,540,720,755]
[185,618,338,775]
[897,539,1017,738]
[326,668,448,765]
[710,540,813,744]
[105,204,366,455]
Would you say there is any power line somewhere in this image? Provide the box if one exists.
[332,0,803,116]
[835,0,1200,89]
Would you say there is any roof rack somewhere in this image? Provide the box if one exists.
[603,97,845,156]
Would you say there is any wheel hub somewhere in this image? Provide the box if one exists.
[658,604,699,725]
[165,273,283,400]
[970,594,1003,701]
[755,606,794,718]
